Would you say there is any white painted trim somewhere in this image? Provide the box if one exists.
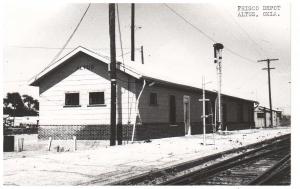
[88,91,106,106]
[183,95,191,136]
[29,46,142,86]
[64,91,80,107]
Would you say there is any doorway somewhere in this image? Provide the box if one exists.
[183,95,191,135]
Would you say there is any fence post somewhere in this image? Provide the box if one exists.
[48,137,52,151]
[17,138,24,152]
[73,136,77,151]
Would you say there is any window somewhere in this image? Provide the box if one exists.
[65,93,80,106]
[257,112,265,118]
[149,93,158,106]
[89,92,105,105]
[169,95,176,124]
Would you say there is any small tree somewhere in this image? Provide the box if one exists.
[22,94,39,115]
[6,93,25,116]
[3,97,13,115]
[3,93,39,116]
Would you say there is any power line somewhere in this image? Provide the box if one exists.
[258,58,278,127]
[164,4,216,43]
[222,7,266,58]
[7,45,134,50]
[224,48,257,63]
[27,3,91,83]
[116,4,131,128]
[48,3,91,66]
[116,4,125,67]
[163,4,260,65]
[8,46,76,50]
[118,49,141,57]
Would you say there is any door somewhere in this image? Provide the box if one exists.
[183,95,191,135]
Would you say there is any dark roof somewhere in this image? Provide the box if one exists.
[256,106,282,113]
[142,76,258,103]
[29,46,257,104]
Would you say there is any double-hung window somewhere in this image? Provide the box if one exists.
[65,92,80,107]
[89,92,105,106]
[149,93,158,106]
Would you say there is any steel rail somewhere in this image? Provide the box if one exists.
[162,142,290,185]
[248,154,291,185]
[109,134,290,185]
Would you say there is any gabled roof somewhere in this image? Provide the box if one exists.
[29,46,257,103]
[29,46,143,86]
[256,106,282,113]
[143,75,258,103]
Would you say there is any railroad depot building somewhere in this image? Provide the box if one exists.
[30,46,257,140]
[254,106,282,128]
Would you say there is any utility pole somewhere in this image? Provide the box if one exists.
[199,76,210,145]
[199,77,212,145]
[263,107,267,128]
[141,46,144,64]
[202,80,206,145]
[109,3,116,146]
[131,3,135,61]
[213,43,224,131]
[258,58,278,127]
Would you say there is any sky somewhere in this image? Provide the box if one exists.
[2,1,291,114]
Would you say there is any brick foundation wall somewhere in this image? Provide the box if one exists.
[38,121,254,140]
[224,122,253,131]
[38,125,133,140]
[38,123,186,141]
[135,122,185,140]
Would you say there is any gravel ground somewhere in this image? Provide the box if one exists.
[3,127,291,186]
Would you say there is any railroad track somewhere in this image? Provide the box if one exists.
[161,136,290,185]
[249,153,291,185]
[110,134,290,185]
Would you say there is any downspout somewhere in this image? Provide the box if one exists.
[214,97,217,132]
[131,79,146,142]
[253,102,259,128]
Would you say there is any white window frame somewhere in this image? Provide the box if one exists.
[64,91,81,107]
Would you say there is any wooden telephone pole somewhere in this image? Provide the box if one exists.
[258,58,278,127]
[109,4,117,146]
[199,76,210,145]
[131,3,135,61]
[141,46,144,64]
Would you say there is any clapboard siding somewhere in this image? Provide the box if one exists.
[137,84,212,123]
[224,100,237,122]
[38,53,137,125]
[34,49,256,140]
[222,98,253,123]
[137,83,254,130]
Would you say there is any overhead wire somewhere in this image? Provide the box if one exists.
[27,3,91,83]
[117,49,140,57]
[221,6,266,58]
[209,5,269,96]
[163,4,260,65]
[164,4,216,43]
[47,3,91,67]
[116,3,135,123]
[116,4,125,69]
[7,45,133,50]
[164,3,269,103]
